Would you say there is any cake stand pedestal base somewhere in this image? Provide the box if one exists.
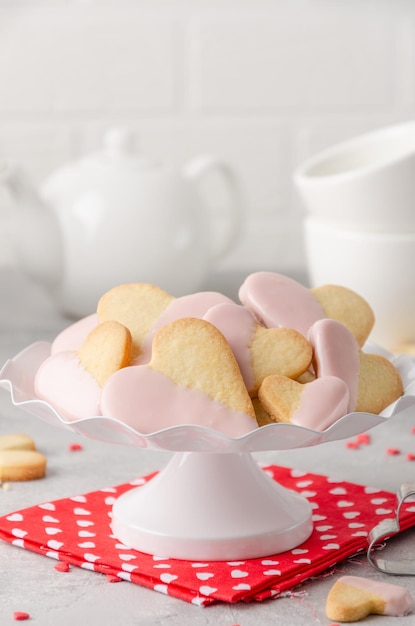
[111,451,313,561]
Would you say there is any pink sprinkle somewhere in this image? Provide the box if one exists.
[106,574,122,583]
[406,453,415,461]
[346,440,360,449]
[13,613,30,621]
[386,448,401,455]
[357,433,371,445]
[69,443,83,451]
[54,562,70,572]
[411,426,415,434]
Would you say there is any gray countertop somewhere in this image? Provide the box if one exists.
[0,269,414,625]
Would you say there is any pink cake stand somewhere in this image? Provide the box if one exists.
[1,341,414,561]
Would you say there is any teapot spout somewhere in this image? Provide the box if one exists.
[0,160,62,288]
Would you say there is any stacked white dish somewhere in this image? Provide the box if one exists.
[294,120,415,352]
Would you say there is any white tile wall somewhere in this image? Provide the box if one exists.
[0,0,414,278]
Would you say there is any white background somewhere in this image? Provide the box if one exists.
[0,0,414,275]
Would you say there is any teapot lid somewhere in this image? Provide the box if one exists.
[82,128,160,171]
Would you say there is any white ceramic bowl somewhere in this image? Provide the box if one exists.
[294,120,415,232]
[303,216,415,350]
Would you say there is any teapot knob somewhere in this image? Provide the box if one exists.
[103,128,136,156]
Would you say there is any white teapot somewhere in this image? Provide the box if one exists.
[0,129,244,318]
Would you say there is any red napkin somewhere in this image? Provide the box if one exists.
[1,464,414,607]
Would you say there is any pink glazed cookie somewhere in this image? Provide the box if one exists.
[204,302,312,396]
[35,321,132,421]
[239,271,375,347]
[309,318,360,414]
[239,271,325,337]
[135,291,234,364]
[101,317,258,437]
[326,575,414,621]
[51,314,98,354]
[258,374,350,431]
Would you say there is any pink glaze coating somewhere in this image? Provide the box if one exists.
[35,352,101,420]
[51,314,98,354]
[101,365,257,437]
[291,376,350,431]
[135,291,234,364]
[204,302,256,391]
[238,271,325,336]
[338,576,414,617]
[308,319,360,413]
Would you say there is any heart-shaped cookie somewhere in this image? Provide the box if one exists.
[101,317,257,436]
[35,321,133,420]
[97,283,174,358]
[239,271,325,336]
[326,575,414,621]
[0,435,46,481]
[0,433,36,452]
[135,291,234,364]
[309,318,359,413]
[356,351,404,414]
[0,450,47,481]
[258,374,350,431]
[239,271,375,347]
[311,284,375,347]
[78,320,132,387]
[204,302,312,396]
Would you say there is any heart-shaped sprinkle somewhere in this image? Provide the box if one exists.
[54,562,70,573]
[13,612,30,621]
[106,574,122,583]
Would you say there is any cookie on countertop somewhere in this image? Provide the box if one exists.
[0,433,36,452]
[0,450,46,481]
[326,575,414,622]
